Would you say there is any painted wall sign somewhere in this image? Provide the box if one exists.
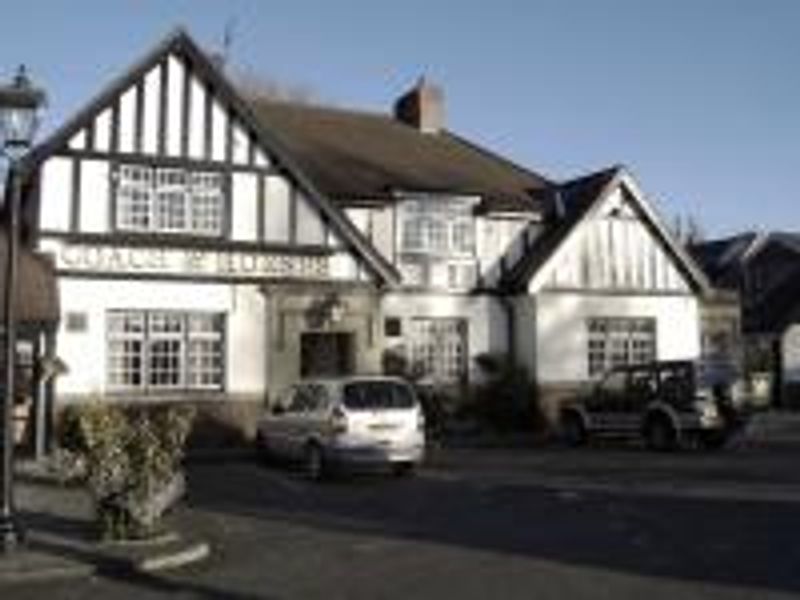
[42,240,329,280]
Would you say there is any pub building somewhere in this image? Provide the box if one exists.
[12,29,714,428]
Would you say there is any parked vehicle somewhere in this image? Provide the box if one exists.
[559,360,747,450]
[255,376,426,479]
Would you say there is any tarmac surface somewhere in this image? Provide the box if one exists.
[2,425,800,599]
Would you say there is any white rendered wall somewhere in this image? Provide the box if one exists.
[231,172,258,241]
[55,278,267,400]
[533,291,701,384]
[78,160,110,233]
[39,157,72,232]
[381,292,508,381]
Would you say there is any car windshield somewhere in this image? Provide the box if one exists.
[342,381,416,411]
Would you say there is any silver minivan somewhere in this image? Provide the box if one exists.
[255,376,426,479]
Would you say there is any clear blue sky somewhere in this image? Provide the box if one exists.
[1,0,797,237]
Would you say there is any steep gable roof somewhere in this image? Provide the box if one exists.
[19,28,400,287]
[247,99,551,213]
[503,166,711,295]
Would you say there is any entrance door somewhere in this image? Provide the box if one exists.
[300,332,355,378]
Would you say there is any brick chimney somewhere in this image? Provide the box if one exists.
[393,77,445,134]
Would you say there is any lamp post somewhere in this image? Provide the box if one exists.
[0,65,45,553]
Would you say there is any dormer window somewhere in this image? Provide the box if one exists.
[115,164,225,235]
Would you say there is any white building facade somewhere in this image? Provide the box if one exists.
[18,30,711,416]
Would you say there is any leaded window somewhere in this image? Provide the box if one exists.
[409,318,468,383]
[107,310,224,392]
[116,164,224,235]
[587,317,656,377]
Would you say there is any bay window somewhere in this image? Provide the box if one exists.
[399,196,477,288]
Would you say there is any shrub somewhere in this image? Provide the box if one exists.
[467,353,541,432]
[55,401,195,540]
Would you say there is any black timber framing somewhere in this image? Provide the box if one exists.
[19,28,398,286]
[180,56,191,158]
[70,158,81,232]
[256,173,265,241]
[158,58,168,156]
[110,100,120,154]
[134,80,145,153]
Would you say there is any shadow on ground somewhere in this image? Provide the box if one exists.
[186,456,800,595]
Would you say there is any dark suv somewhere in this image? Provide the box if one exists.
[559,360,746,450]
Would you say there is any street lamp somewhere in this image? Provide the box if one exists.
[0,65,45,553]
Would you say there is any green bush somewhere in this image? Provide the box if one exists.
[56,401,195,540]
[467,353,541,432]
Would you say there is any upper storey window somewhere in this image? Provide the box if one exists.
[398,196,478,289]
[400,198,475,256]
[116,164,225,235]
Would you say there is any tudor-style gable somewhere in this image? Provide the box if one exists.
[539,182,689,293]
[24,29,397,286]
[507,168,710,296]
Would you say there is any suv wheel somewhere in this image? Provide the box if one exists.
[645,416,677,451]
[305,443,326,481]
[561,412,587,447]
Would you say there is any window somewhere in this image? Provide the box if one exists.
[400,198,475,256]
[399,197,478,289]
[587,318,656,377]
[384,317,402,338]
[409,318,468,383]
[116,164,225,235]
[107,310,224,391]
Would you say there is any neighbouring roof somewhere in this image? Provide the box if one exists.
[0,228,59,323]
[248,99,552,213]
[691,231,800,288]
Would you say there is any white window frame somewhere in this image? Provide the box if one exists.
[398,196,478,289]
[116,164,225,236]
[409,317,469,384]
[107,310,225,392]
[587,317,656,378]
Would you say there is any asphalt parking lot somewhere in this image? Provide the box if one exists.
[7,442,800,599]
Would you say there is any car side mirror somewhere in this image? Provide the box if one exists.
[272,404,285,416]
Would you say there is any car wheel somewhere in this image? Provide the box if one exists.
[305,443,326,481]
[561,412,587,447]
[645,417,677,452]
[391,462,415,477]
